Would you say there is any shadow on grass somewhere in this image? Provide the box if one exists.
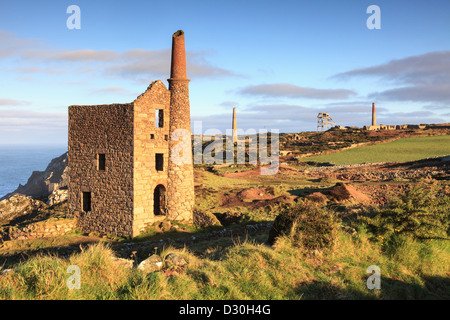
[4,210,42,226]
[118,222,272,262]
[296,275,450,300]
[381,276,450,300]
[0,234,101,269]
[287,187,325,197]
[296,280,375,300]
[0,221,273,269]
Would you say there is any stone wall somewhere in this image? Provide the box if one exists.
[132,80,171,236]
[364,124,429,131]
[2,219,75,241]
[68,103,135,237]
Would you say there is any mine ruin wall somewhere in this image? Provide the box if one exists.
[68,103,135,237]
[132,81,171,236]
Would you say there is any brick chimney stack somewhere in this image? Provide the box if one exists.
[166,30,194,221]
[170,30,187,80]
[372,102,376,126]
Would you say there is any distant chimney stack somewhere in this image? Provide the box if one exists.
[372,102,376,126]
[232,107,237,143]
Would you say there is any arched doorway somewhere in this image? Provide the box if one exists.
[153,184,166,215]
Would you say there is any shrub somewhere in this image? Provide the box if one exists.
[214,209,244,226]
[359,184,450,247]
[267,200,339,250]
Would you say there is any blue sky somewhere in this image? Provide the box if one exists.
[0,0,449,146]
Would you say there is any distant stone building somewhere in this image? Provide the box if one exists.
[68,31,194,237]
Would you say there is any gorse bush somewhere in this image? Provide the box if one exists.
[359,184,450,246]
[267,200,339,250]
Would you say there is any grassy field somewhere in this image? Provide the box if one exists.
[0,185,449,300]
[0,227,448,300]
[305,135,450,165]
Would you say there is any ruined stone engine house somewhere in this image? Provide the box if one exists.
[68,31,194,237]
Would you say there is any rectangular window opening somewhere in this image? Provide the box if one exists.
[155,153,164,171]
[97,153,106,171]
[156,109,164,128]
[150,134,155,139]
[82,192,91,212]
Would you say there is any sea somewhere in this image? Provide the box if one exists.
[0,145,67,199]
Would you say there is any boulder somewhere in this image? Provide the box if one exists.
[47,188,68,206]
[193,210,222,228]
[158,220,172,232]
[341,225,358,236]
[1,269,12,275]
[111,257,134,269]
[0,194,47,225]
[164,253,187,268]
[137,254,163,274]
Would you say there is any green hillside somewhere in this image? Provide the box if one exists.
[306,135,450,165]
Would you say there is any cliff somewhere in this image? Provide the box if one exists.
[0,152,71,241]
[0,152,68,201]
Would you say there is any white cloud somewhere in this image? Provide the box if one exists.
[12,66,67,74]
[0,30,238,81]
[335,51,450,84]
[239,83,356,100]
[51,49,119,62]
[0,109,67,144]
[369,84,450,103]
[88,86,135,96]
[219,101,239,107]
[0,98,31,106]
[334,51,450,103]
[0,30,42,58]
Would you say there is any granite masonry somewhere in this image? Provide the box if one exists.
[68,31,194,237]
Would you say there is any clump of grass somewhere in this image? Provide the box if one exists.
[267,200,340,250]
[244,202,291,223]
[1,254,67,299]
